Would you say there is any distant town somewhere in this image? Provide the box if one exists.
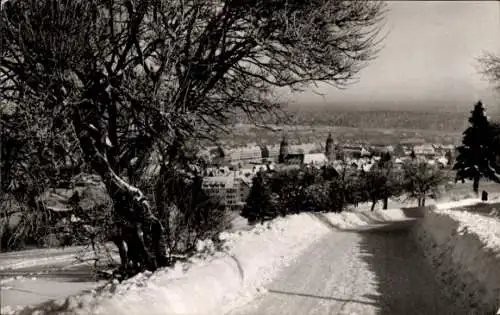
[198,133,456,211]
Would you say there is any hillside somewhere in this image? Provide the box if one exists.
[233,102,500,133]
[284,109,470,132]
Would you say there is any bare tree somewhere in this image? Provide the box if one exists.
[361,166,393,211]
[402,161,444,207]
[479,53,500,92]
[1,0,386,274]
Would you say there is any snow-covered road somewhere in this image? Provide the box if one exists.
[228,220,461,315]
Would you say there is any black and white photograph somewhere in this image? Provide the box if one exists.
[1,0,500,314]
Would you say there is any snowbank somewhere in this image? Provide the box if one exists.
[412,208,500,314]
[323,208,420,230]
[434,198,483,211]
[5,214,332,315]
[1,278,106,313]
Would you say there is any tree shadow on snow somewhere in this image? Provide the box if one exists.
[452,202,500,217]
[357,226,458,315]
[267,289,379,306]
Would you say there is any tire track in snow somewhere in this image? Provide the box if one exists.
[223,251,245,284]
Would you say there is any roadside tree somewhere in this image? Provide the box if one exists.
[1,0,386,274]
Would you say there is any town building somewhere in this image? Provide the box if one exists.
[413,144,436,159]
[266,144,281,161]
[201,176,251,211]
[303,153,328,166]
[369,144,394,156]
[283,153,304,165]
[224,144,263,164]
[205,166,232,177]
[341,144,368,159]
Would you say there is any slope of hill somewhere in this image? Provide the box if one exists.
[232,100,500,133]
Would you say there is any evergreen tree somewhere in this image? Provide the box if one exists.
[378,152,392,168]
[320,165,338,181]
[409,150,416,160]
[454,101,500,194]
[241,172,275,224]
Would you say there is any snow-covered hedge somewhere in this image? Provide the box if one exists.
[412,207,500,314]
[5,213,331,315]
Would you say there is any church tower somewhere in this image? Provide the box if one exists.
[325,133,334,160]
[279,134,289,164]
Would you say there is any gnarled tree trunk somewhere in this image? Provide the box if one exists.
[72,112,168,275]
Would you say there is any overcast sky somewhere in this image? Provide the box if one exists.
[281,1,500,111]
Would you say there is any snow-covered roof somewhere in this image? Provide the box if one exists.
[361,147,371,156]
[331,163,345,174]
[437,157,448,165]
[362,163,375,172]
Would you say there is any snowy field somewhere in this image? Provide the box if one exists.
[0,242,119,272]
[1,277,107,311]
[0,243,119,312]
[0,245,90,271]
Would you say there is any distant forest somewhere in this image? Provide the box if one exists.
[236,107,500,133]
[286,109,470,132]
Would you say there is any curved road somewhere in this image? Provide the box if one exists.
[228,219,461,315]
